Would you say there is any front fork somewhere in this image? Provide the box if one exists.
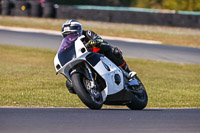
[84,63,96,89]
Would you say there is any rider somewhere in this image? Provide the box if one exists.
[62,20,136,92]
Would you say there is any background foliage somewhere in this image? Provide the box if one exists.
[50,0,200,11]
[134,0,200,11]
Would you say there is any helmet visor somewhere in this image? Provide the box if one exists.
[70,26,81,30]
[63,25,82,33]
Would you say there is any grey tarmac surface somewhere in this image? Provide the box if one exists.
[0,108,200,133]
[0,29,200,64]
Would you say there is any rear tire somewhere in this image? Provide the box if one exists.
[127,76,148,110]
[71,73,103,110]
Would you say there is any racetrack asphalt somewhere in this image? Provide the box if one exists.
[0,29,200,64]
[0,107,200,133]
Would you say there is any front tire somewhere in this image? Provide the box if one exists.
[71,73,103,110]
[127,76,148,110]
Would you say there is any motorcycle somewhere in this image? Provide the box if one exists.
[54,33,148,110]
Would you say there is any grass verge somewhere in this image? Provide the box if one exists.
[0,16,200,48]
[0,44,200,108]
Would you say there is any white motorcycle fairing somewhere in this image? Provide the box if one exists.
[54,35,125,102]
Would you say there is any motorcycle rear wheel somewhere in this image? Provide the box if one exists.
[127,76,148,110]
[71,73,103,110]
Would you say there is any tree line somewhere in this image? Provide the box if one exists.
[132,0,200,11]
[50,0,200,11]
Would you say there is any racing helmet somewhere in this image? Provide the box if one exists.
[61,19,82,38]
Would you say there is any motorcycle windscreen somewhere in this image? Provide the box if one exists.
[57,33,79,66]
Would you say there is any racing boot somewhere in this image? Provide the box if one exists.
[121,61,136,79]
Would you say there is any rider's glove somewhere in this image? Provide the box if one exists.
[87,39,104,47]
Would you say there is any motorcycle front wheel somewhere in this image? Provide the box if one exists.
[71,73,103,110]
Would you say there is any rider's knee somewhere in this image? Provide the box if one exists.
[112,47,123,59]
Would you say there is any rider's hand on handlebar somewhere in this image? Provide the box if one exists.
[86,39,103,48]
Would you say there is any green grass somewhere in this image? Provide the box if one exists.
[0,44,200,108]
[0,16,200,48]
